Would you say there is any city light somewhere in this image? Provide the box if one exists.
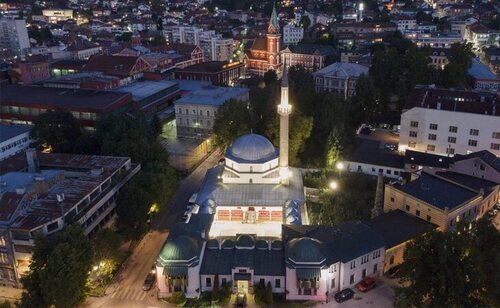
[336,162,344,170]
[329,181,338,190]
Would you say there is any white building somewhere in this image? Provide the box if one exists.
[0,18,30,56]
[313,62,369,98]
[0,125,32,161]
[407,32,463,48]
[41,9,73,23]
[164,26,234,61]
[399,87,500,157]
[283,23,304,45]
[175,86,249,139]
[391,15,417,32]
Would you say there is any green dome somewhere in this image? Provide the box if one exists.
[271,240,283,250]
[207,239,219,249]
[236,234,255,249]
[157,235,200,263]
[255,239,268,250]
[222,239,235,249]
[287,237,326,263]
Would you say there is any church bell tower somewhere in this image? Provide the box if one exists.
[278,66,291,185]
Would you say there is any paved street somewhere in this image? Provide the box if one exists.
[84,150,222,308]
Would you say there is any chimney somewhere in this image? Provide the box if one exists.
[26,148,40,173]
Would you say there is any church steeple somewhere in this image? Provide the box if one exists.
[268,3,279,34]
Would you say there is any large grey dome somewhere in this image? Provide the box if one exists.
[227,134,277,162]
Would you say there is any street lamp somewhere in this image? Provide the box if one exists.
[336,162,344,177]
[329,181,338,190]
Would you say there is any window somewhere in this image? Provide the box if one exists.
[361,255,369,264]
[491,143,500,150]
[272,278,280,289]
[416,210,420,217]
[493,132,500,139]
[329,264,336,273]
[331,278,335,289]
[405,205,410,211]
[428,134,436,140]
[470,129,479,136]
[447,147,455,155]
[386,170,391,175]
[206,277,212,287]
[362,269,366,278]
[448,136,456,143]
[178,108,182,114]
[468,139,477,147]
[222,278,227,285]
[373,250,381,259]
[207,110,210,116]
[408,142,416,148]
[350,274,355,284]
[410,121,419,128]
[449,126,458,133]
[373,263,378,274]
[429,123,438,130]
[427,215,431,222]
[427,145,435,151]
[46,221,59,232]
[389,255,394,265]
[409,131,418,138]
[390,197,395,202]
[260,278,265,285]
[350,261,356,269]
[394,171,399,175]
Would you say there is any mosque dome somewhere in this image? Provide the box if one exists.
[157,235,199,264]
[227,134,278,162]
[287,237,326,263]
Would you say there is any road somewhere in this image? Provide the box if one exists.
[84,150,222,308]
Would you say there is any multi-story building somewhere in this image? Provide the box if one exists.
[465,24,498,49]
[468,60,500,93]
[391,15,417,32]
[398,86,500,156]
[0,84,132,129]
[407,32,463,48]
[0,150,140,285]
[8,59,51,85]
[0,125,32,161]
[41,9,73,23]
[384,150,499,232]
[0,18,29,57]
[175,86,249,139]
[312,62,369,98]
[283,23,304,45]
[281,44,335,72]
[174,61,245,86]
[428,48,451,69]
[164,26,233,61]
[332,22,398,36]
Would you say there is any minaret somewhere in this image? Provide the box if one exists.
[278,65,292,185]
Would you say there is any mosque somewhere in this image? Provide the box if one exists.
[155,70,392,302]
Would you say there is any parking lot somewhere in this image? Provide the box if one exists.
[316,277,395,308]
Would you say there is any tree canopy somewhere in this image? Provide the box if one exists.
[31,109,82,153]
[19,225,92,308]
[213,99,252,149]
[395,217,500,307]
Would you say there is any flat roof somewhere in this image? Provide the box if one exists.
[0,125,32,143]
[175,86,248,106]
[176,61,244,73]
[347,130,405,169]
[0,84,132,113]
[117,80,178,101]
[393,172,478,211]
[468,59,498,80]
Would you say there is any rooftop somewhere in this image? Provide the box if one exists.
[392,172,479,211]
[0,125,32,143]
[117,80,178,101]
[175,86,248,106]
[176,61,244,73]
[314,62,369,78]
[453,150,500,173]
[347,130,405,169]
[404,150,451,169]
[365,210,437,248]
[468,59,498,80]
[0,84,132,113]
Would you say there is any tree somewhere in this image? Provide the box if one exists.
[213,99,251,149]
[265,281,274,304]
[265,112,313,166]
[211,274,220,302]
[300,15,311,29]
[31,109,82,153]
[19,225,92,308]
[263,69,278,86]
[150,114,162,139]
[132,161,178,211]
[351,74,377,124]
[92,229,123,263]
[395,218,499,307]
[438,43,474,87]
[115,186,152,238]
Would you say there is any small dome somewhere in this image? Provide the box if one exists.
[227,134,277,162]
[271,240,283,250]
[287,237,325,263]
[158,235,199,263]
[222,239,235,249]
[236,234,255,249]
[207,239,219,250]
[255,239,268,250]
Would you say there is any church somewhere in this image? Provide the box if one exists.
[244,5,282,75]
[152,70,426,302]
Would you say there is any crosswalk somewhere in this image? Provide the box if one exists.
[110,287,149,301]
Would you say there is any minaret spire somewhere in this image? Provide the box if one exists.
[278,64,291,185]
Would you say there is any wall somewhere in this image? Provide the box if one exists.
[253,275,286,293]
[344,161,404,179]
[0,131,31,161]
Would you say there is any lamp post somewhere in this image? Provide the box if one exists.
[329,181,338,190]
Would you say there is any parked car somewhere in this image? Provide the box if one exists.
[236,293,247,307]
[356,276,376,292]
[334,288,355,303]
[142,272,155,291]
[384,143,397,151]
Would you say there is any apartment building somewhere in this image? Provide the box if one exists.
[0,125,32,161]
[398,86,500,156]
[0,150,140,285]
[384,150,499,232]
[283,23,304,45]
[407,32,463,48]
[164,26,234,61]
[281,44,334,72]
[313,62,369,98]
[0,18,29,57]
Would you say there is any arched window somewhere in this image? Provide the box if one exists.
[389,255,395,265]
